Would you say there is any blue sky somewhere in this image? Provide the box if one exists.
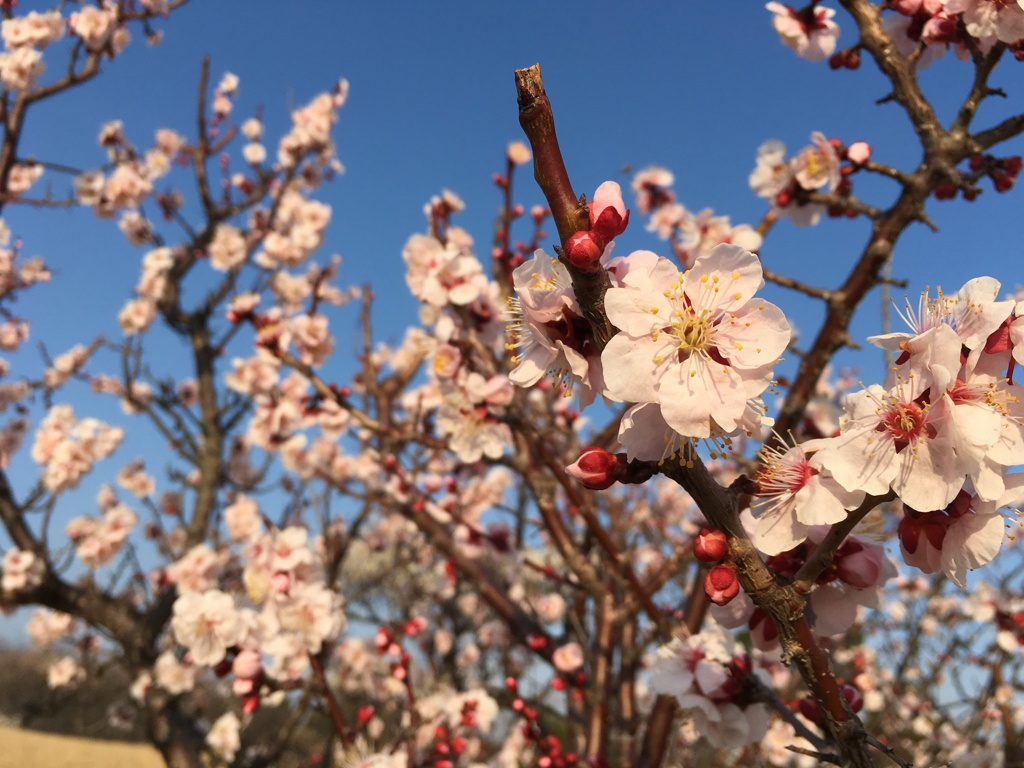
[13,1,1023,366]
[2,3,1023,638]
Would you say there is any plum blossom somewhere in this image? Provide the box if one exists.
[2,547,44,592]
[631,166,675,215]
[818,383,965,512]
[900,479,1024,587]
[208,223,248,271]
[945,0,1024,43]
[648,625,770,749]
[402,233,487,308]
[793,131,841,192]
[752,439,865,555]
[68,5,118,52]
[2,11,64,49]
[47,656,84,689]
[505,250,604,406]
[273,581,346,653]
[0,46,44,91]
[154,651,196,695]
[206,712,241,763]
[674,208,763,270]
[31,404,124,493]
[171,589,249,666]
[766,2,841,62]
[26,609,74,647]
[601,245,790,439]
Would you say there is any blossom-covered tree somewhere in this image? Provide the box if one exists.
[2,2,1024,767]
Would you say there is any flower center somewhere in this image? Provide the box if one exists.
[878,400,931,451]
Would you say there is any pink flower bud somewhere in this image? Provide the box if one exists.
[694,527,729,563]
[846,142,871,166]
[565,447,627,490]
[835,539,882,589]
[564,230,603,271]
[589,180,629,242]
[232,648,262,679]
[704,563,740,606]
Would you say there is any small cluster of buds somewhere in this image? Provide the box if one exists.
[935,154,1022,201]
[970,154,1022,194]
[694,527,739,606]
[211,647,263,714]
[825,140,872,218]
[429,723,469,768]
[507,677,580,767]
[828,47,861,70]
[375,626,412,683]
[563,182,629,273]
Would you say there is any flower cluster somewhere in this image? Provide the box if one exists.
[631,166,762,269]
[648,625,771,749]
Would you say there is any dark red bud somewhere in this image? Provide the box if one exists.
[694,527,729,563]
[704,563,740,606]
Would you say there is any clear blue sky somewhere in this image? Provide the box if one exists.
[13,2,1023,363]
[2,3,1022,637]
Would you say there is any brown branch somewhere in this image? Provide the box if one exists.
[310,651,351,750]
[791,492,894,593]
[585,587,615,761]
[515,64,615,350]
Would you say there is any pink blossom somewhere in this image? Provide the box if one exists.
[505,250,604,406]
[208,223,248,271]
[2,547,43,592]
[2,11,64,49]
[47,656,84,689]
[766,2,841,62]
[552,641,584,672]
[945,0,1024,43]
[506,140,531,165]
[69,5,117,52]
[793,132,841,192]
[206,712,241,763]
[171,589,249,667]
[752,439,865,555]
[817,383,965,512]
[0,47,44,92]
[602,245,790,439]
[631,166,675,216]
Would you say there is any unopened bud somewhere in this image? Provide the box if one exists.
[992,171,1015,193]
[846,141,871,165]
[564,231,604,271]
[694,527,729,563]
[704,563,740,606]
[835,540,881,589]
[843,684,864,713]
[565,447,627,490]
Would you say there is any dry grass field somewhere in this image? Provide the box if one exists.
[0,725,164,768]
